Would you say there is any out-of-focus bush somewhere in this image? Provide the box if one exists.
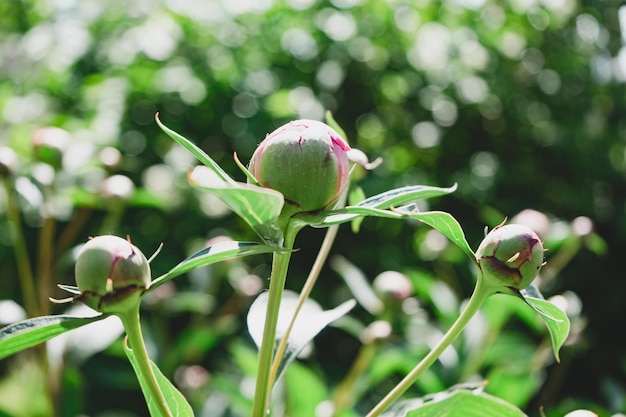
[0,0,622,416]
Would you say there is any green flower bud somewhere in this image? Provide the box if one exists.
[32,127,70,169]
[475,224,545,291]
[75,235,150,313]
[249,119,350,214]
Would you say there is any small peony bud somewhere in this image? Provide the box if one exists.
[75,235,151,313]
[249,119,351,214]
[373,271,414,302]
[0,147,19,177]
[32,127,70,169]
[475,223,544,291]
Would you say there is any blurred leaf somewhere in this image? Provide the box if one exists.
[123,339,194,417]
[247,290,356,383]
[148,241,280,292]
[0,315,106,360]
[331,255,383,315]
[285,362,328,417]
[383,384,527,417]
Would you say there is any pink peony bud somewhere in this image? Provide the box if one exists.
[75,235,151,313]
[475,223,545,291]
[249,119,350,214]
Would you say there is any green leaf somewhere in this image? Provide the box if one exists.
[0,315,106,360]
[318,205,474,260]
[148,241,280,292]
[123,340,194,417]
[383,384,527,417]
[404,210,475,260]
[313,184,457,226]
[521,295,570,362]
[189,167,284,243]
[285,362,328,417]
[155,114,236,186]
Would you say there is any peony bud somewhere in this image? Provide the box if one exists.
[249,119,350,214]
[75,235,151,313]
[475,224,544,291]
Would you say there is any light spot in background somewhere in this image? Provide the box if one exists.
[470,151,499,190]
[356,113,384,149]
[288,86,325,120]
[281,28,319,60]
[458,39,489,70]
[232,93,259,118]
[576,13,600,44]
[432,97,458,127]
[316,60,345,90]
[536,68,561,94]
[287,0,318,10]
[520,48,545,74]
[456,76,489,103]
[407,23,452,72]
[220,0,273,15]
[394,6,420,32]
[245,69,279,96]
[419,229,449,260]
[316,9,357,41]
[498,31,526,59]
[411,121,441,148]
[2,93,50,124]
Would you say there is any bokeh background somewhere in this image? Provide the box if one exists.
[0,0,623,416]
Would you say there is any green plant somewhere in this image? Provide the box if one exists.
[0,114,573,417]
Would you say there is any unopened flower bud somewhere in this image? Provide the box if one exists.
[475,224,544,291]
[373,271,413,302]
[249,119,350,214]
[32,127,70,169]
[75,235,150,313]
[0,147,19,177]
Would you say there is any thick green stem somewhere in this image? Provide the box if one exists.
[118,305,172,417]
[269,222,340,385]
[366,278,494,417]
[251,224,299,417]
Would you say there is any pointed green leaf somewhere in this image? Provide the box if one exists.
[148,241,280,292]
[521,295,570,362]
[124,341,194,417]
[313,184,457,226]
[247,290,356,383]
[383,384,527,417]
[0,315,106,360]
[405,210,475,260]
[189,166,285,244]
[156,114,235,185]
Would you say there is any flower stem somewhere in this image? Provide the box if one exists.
[365,278,494,417]
[3,177,38,317]
[251,223,299,417]
[118,305,172,417]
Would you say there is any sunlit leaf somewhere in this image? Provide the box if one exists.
[189,166,285,244]
[155,114,235,185]
[404,210,474,260]
[247,290,356,383]
[123,339,194,417]
[0,315,106,360]
[312,184,457,226]
[382,383,527,417]
[521,295,570,362]
[148,240,281,292]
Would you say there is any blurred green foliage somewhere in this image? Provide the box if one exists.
[0,0,623,416]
